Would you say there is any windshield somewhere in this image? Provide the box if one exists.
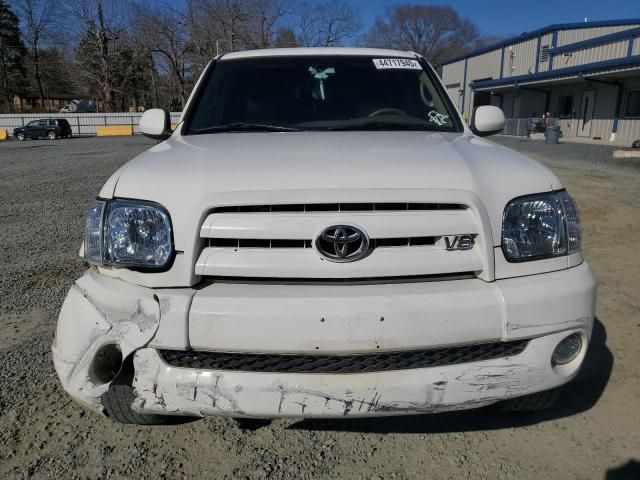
[184,55,462,134]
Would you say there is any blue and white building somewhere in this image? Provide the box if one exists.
[440,19,640,143]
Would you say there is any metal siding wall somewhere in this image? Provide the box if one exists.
[588,119,614,139]
[441,60,465,85]
[553,83,618,139]
[446,85,462,110]
[537,33,553,72]
[618,77,640,142]
[556,25,640,46]
[617,119,640,142]
[502,38,538,77]
[558,40,629,68]
[464,49,502,116]
[467,49,502,80]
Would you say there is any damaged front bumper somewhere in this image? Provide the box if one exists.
[53,264,596,418]
[132,328,586,418]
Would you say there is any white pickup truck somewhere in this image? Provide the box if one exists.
[53,48,596,424]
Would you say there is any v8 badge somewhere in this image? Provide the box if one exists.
[443,235,475,251]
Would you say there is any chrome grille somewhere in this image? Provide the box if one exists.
[196,199,488,280]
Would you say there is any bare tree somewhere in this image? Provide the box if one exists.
[244,0,288,48]
[74,0,134,111]
[19,0,55,110]
[208,0,248,53]
[135,5,190,108]
[297,0,361,47]
[183,0,219,67]
[365,4,480,67]
[274,27,299,48]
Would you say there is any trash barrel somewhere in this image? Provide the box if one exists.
[545,126,560,144]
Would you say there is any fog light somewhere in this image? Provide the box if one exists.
[552,333,582,366]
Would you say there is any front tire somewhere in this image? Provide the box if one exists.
[101,384,168,425]
[47,131,57,140]
[16,132,25,141]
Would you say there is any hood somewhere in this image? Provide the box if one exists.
[103,131,562,256]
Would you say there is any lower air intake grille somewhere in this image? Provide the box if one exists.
[158,340,529,374]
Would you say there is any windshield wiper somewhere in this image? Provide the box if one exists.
[193,123,300,134]
[328,120,451,132]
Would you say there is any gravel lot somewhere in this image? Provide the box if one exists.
[1,135,639,479]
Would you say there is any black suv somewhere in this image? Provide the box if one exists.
[13,118,73,141]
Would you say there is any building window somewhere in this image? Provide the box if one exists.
[558,94,574,118]
[540,45,550,63]
[623,89,640,118]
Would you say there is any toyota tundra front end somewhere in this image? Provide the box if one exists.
[52,48,596,424]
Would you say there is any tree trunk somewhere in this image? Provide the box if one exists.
[149,53,159,108]
[97,2,114,112]
[33,47,46,111]
[0,41,11,113]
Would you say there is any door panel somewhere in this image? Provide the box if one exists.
[578,90,596,138]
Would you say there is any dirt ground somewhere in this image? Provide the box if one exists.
[0,135,638,480]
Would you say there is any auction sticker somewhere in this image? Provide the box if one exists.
[373,58,422,70]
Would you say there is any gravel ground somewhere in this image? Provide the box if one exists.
[0,135,639,479]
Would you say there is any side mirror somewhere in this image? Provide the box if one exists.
[470,106,505,137]
[140,109,172,140]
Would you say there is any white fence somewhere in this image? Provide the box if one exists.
[0,112,182,136]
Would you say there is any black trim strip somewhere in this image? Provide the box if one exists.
[158,340,529,374]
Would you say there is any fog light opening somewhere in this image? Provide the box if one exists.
[89,343,123,384]
[551,332,583,366]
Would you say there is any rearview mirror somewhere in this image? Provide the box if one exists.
[470,106,505,137]
[140,109,172,140]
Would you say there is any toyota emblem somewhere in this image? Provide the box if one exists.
[315,225,370,262]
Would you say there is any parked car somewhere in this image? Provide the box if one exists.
[14,118,72,141]
[53,48,596,424]
[632,139,640,149]
[59,99,97,113]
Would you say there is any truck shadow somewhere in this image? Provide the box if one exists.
[288,318,612,434]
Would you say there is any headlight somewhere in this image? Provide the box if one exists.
[84,199,174,270]
[502,190,581,262]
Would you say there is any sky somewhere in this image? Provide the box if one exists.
[356,0,640,38]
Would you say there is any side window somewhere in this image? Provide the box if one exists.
[558,94,574,118]
[38,120,47,127]
[623,89,640,118]
[48,120,56,126]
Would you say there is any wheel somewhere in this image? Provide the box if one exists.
[47,131,57,140]
[101,384,168,425]
[16,132,25,141]
[497,388,560,412]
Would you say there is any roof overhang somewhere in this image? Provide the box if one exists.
[472,55,640,91]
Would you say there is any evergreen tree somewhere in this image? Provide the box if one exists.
[0,0,26,112]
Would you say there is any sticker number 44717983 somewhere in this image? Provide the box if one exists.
[373,58,422,70]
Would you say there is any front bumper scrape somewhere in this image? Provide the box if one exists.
[52,269,161,411]
[130,328,587,418]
